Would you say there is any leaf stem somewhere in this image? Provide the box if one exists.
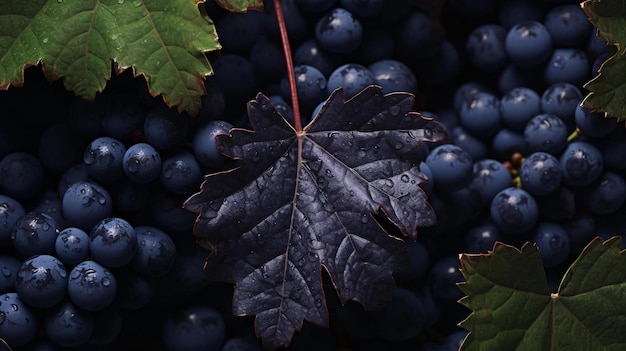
[273,0,302,132]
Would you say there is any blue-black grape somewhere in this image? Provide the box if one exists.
[44,299,94,347]
[160,151,203,195]
[425,144,473,192]
[67,260,117,311]
[540,82,583,130]
[464,222,503,253]
[314,8,363,54]
[490,187,538,235]
[520,152,563,196]
[500,87,541,131]
[582,171,626,215]
[15,254,67,308]
[574,104,617,138]
[427,256,464,304]
[368,59,417,94]
[415,41,461,86]
[498,63,544,95]
[0,195,25,246]
[55,227,91,267]
[132,226,176,277]
[83,136,126,183]
[0,152,44,199]
[543,48,590,87]
[162,305,226,351]
[465,24,508,74]
[532,222,571,268]
[89,217,137,268]
[192,120,234,169]
[293,39,342,77]
[559,141,604,187]
[354,28,394,65]
[327,63,376,98]
[505,20,553,68]
[524,113,568,155]
[11,212,60,259]
[469,159,512,206]
[220,337,264,351]
[0,292,38,346]
[143,106,190,151]
[459,92,501,137]
[544,4,592,47]
[282,65,328,110]
[62,181,113,232]
[122,142,162,184]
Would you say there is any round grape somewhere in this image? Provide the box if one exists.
[0,292,38,346]
[62,180,113,231]
[544,4,591,47]
[505,21,553,68]
[490,187,538,235]
[132,226,176,277]
[11,212,60,259]
[192,120,234,169]
[122,142,162,184]
[55,227,91,266]
[160,151,203,195]
[520,152,563,196]
[532,222,571,268]
[524,113,568,155]
[574,104,617,138]
[459,92,501,137]
[327,63,376,98]
[44,299,94,347]
[543,49,590,86]
[89,217,137,268]
[500,87,541,131]
[314,8,362,54]
[15,255,67,308]
[368,59,418,94]
[582,171,626,215]
[68,260,117,311]
[143,105,190,151]
[559,141,604,187]
[469,159,512,206]
[466,24,508,73]
[83,136,126,183]
[425,144,473,192]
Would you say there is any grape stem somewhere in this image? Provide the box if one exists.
[273,0,302,132]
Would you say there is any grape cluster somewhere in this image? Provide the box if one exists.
[0,0,622,350]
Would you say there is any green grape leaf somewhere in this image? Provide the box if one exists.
[459,236,626,350]
[214,0,263,12]
[582,0,626,121]
[0,0,220,116]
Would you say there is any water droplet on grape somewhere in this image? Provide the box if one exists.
[71,270,81,279]
[126,159,139,173]
[401,174,410,183]
[101,277,111,287]
[0,312,5,325]
[10,304,18,312]
[84,150,96,165]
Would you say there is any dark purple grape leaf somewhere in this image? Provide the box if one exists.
[184,85,446,349]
